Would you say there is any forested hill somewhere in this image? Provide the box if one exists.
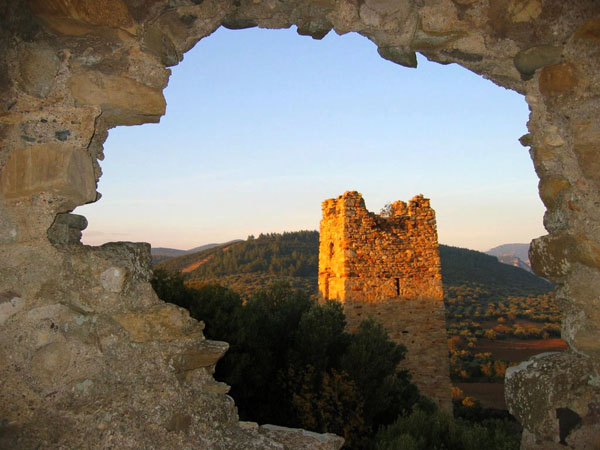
[156,231,319,277]
[156,231,553,297]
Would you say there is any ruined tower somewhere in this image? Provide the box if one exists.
[319,191,451,411]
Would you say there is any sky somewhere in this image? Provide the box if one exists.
[77,26,545,252]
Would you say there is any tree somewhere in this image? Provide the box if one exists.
[224,281,315,425]
[494,360,508,378]
[341,319,420,429]
[288,365,367,447]
[484,329,497,340]
[293,300,348,372]
[375,408,520,450]
[151,268,192,309]
[151,275,425,449]
[379,203,393,217]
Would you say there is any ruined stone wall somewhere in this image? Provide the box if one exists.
[1,0,600,448]
[319,191,451,411]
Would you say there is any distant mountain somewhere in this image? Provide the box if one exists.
[487,243,530,261]
[151,240,242,264]
[152,247,187,257]
[486,243,532,273]
[151,252,183,265]
[155,232,552,298]
[439,245,550,295]
[495,255,532,273]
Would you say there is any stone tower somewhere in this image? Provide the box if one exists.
[319,191,451,411]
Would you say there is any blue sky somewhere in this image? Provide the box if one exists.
[77,26,545,252]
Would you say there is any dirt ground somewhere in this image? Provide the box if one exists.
[474,338,567,362]
[456,382,506,410]
[458,338,567,410]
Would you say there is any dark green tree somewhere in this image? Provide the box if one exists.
[151,275,426,449]
[151,268,192,309]
[375,408,519,450]
[341,319,421,429]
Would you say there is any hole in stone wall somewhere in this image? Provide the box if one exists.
[72,27,557,412]
[75,27,543,254]
[556,407,582,444]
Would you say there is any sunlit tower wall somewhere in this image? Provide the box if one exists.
[318,191,451,411]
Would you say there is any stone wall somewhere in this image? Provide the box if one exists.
[319,191,451,411]
[1,0,599,448]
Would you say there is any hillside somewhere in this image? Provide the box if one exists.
[151,240,242,264]
[156,231,552,298]
[152,248,188,264]
[155,231,561,410]
[439,245,550,296]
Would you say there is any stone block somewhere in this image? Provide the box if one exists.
[47,213,88,245]
[530,234,574,278]
[171,342,228,373]
[412,28,464,50]
[359,4,382,27]
[573,117,600,185]
[364,0,406,15]
[377,46,417,68]
[574,19,600,41]
[0,144,96,209]
[165,413,192,433]
[259,424,344,450]
[505,352,600,447]
[538,177,570,209]
[142,25,180,66]
[69,71,166,125]
[113,306,202,343]
[56,212,87,230]
[98,241,154,283]
[539,63,577,97]
[0,292,25,325]
[17,44,59,98]
[202,381,230,394]
[31,341,71,382]
[514,45,562,80]
[296,19,333,40]
[100,267,126,293]
[507,0,542,23]
[28,0,136,35]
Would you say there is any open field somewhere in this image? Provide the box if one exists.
[481,319,547,330]
[474,338,567,362]
[456,382,506,410]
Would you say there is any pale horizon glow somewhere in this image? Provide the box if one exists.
[77,27,545,252]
